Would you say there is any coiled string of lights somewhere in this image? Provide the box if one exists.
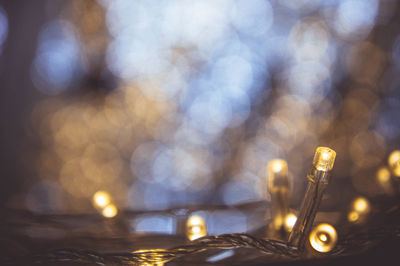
[3,227,400,265]
[2,148,400,265]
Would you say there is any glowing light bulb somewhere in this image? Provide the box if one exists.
[284,213,297,232]
[288,147,336,251]
[348,197,370,224]
[377,167,390,183]
[313,147,336,172]
[267,159,290,234]
[352,197,370,214]
[102,203,118,218]
[186,215,207,241]
[347,211,359,222]
[267,159,289,192]
[309,223,338,253]
[376,166,394,194]
[93,191,111,209]
[388,150,400,177]
[319,233,328,242]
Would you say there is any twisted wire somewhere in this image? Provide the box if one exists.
[2,207,400,265]
[4,227,400,265]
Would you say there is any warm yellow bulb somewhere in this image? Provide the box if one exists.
[186,215,207,241]
[271,160,284,173]
[309,223,338,253]
[347,211,359,222]
[388,150,400,177]
[376,166,391,183]
[93,191,111,208]
[352,197,370,214]
[319,233,328,242]
[284,213,297,232]
[313,147,336,171]
[267,159,288,191]
[102,204,118,218]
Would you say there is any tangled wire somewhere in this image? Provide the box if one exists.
[3,227,400,265]
[1,205,399,265]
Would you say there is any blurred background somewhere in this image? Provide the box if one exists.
[0,0,399,224]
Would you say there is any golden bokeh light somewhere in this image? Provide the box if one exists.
[347,211,359,222]
[352,197,370,214]
[284,213,297,232]
[309,223,338,253]
[376,166,394,195]
[102,204,118,218]
[388,150,400,177]
[93,191,111,209]
[376,166,390,183]
[186,215,207,241]
[271,160,284,173]
[349,131,386,170]
[348,197,370,224]
[21,0,397,225]
[80,142,122,182]
[267,159,288,192]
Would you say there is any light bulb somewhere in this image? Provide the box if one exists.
[268,159,289,192]
[347,211,359,222]
[102,203,118,218]
[376,166,390,183]
[186,215,207,241]
[352,197,370,214]
[288,147,336,251]
[348,197,370,224]
[309,223,338,253]
[284,213,297,232]
[312,147,336,172]
[267,159,289,234]
[93,191,111,209]
[388,150,400,177]
[376,166,394,194]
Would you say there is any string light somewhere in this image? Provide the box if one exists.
[93,191,118,218]
[388,150,400,177]
[186,215,207,241]
[352,197,370,214]
[284,213,297,232]
[376,166,395,195]
[7,0,400,261]
[93,190,111,209]
[288,147,336,251]
[309,223,338,253]
[267,159,289,235]
[101,203,118,218]
[376,166,390,184]
[313,149,336,172]
[347,196,370,223]
[347,211,359,222]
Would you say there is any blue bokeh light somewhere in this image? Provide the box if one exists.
[0,6,8,54]
[31,20,83,95]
